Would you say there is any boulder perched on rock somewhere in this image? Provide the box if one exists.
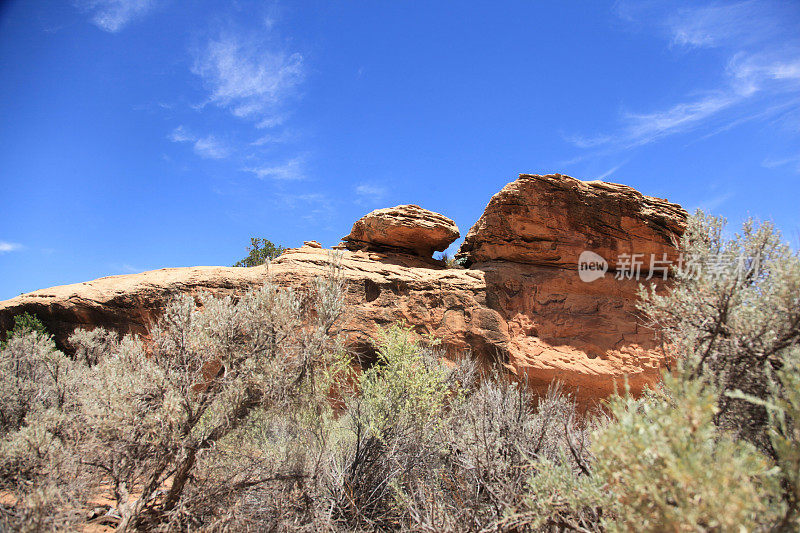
[457,174,688,271]
[342,204,459,258]
[0,173,690,406]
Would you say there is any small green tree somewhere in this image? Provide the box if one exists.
[1,312,48,347]
[233,237,286,267]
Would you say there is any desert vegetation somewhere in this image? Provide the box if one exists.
[233,238,287,267]
[1,213,799,531]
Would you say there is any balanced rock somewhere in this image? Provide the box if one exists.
[457,174,688,271]
[342,204,459,258]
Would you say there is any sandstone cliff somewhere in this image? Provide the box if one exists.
[0,174,688,404]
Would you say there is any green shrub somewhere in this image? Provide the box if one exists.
[514,373,782,532]
[2,312,48,347]
[515,450,608,531]
[327,324,454,529]
[233,237,286,267]
[357,324,451,437]
[593,373,781,531]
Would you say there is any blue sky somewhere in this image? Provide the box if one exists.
[1,0,798,300]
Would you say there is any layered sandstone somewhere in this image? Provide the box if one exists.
[457,174,687,271]
[343,204,459,258]
[0,173,688,404]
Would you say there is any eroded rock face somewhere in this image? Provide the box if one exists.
[0,174,688,405]
[457,174,688,271]
[343,204,460,258]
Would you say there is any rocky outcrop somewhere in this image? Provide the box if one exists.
[0,173,689,405]
[457,174,688,271]
[342,204,459,258]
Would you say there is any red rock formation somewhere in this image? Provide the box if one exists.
[0,173,689,405]
[343,204,460,258]
[454,174,687,401]
[457,174,687,271]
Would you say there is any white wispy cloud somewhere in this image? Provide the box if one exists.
[81,0,156,32]
[762,153,800,173]
[728,52,800,90]
[0,241,22,253]
[354,183,388,204]
[278,192,327,205]
[243,157,305,180]
[666,1,768,49]
[694,96,800,141]
[568,1,800,150]
[168,125,194,143]
[192,136,230,159]
[596,161,628,180]
[621,92,738,146]
[691,191,735,213]
[251,129,296,146]
[569,54,800,149]
[173,22,309,184]
[255,115,287,130]
[168,126,230,159]
[276,192,336,226]
[192,35,304,126]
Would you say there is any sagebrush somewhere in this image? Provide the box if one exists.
[1,213,798,531]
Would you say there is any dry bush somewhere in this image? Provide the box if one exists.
[0,256,349,531]
[0,331,75,435]
[7,212,796,531]
[68,327,119,366]
[0,330,86,531]
[639,213,800,453]
[408,379,593,532]
[72,259,346,531]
